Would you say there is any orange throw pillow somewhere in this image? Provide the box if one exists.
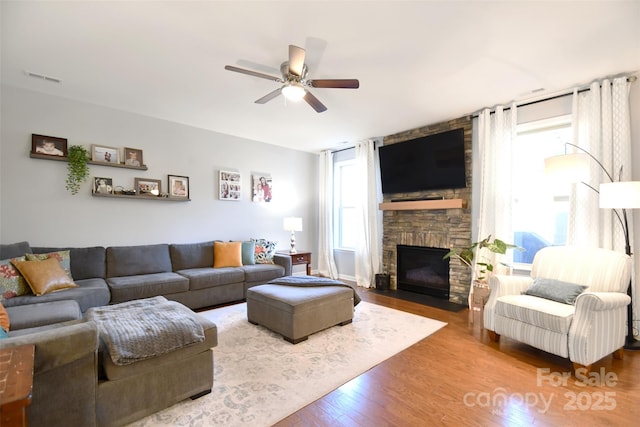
[0,301,9,332]
[11,258,77,296]
[213,241,243,268]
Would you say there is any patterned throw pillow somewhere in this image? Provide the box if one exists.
[26,250,73,279]
[0,256,31,301]
[252,238,277,264]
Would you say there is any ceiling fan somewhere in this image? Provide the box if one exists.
[224,45,359,113]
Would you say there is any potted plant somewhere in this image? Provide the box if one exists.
[443,235,522,283]
[66,145,90,195]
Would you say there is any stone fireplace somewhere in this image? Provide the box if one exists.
[381,116,473,305]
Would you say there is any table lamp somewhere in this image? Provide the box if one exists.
[283,217,303,254]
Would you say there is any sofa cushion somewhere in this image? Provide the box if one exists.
[495,294,575,334]
[169,242,214,271]
[11,258,77,296]
[27,250,73,279]
[2,278,110,313]
[524,277,587,305]
[242,264,286,284]
[213,241,242,268]
[107,244,172,277]
[177,267,245,291]
[33,246,106,280]
[0,241,32,259]
[1,256,31,301]
[107,272,189,303]
[6,300,82,330]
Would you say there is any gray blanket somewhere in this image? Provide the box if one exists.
[86,296,205,366]
[268,275,361,305]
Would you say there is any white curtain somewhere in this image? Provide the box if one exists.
[317,150,339,279]
[568,77,636,338]
[353,139,383,288]
[476,104,518,276]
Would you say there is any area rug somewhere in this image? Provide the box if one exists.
[128,301,446,427]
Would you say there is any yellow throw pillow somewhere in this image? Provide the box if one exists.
[213,241,243,268]
[11,258,77,296]
[0,301,9,332]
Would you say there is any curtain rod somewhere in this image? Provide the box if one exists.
[472,75,637,118]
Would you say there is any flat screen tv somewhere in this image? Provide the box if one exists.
[378,128,466,194]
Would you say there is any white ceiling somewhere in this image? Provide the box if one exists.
[2,1,639,153]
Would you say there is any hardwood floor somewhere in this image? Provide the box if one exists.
[274,289,640,427]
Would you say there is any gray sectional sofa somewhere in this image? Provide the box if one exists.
[0,240,291,427]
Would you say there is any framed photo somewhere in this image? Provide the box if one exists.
[134,178,161,197]
[124,147,143,167]
[92,144,119,164]
[93,177,114,195]
[168,175,189,199]
[219,170,241,201]
[31,134,67,157]
[252,174,272,202]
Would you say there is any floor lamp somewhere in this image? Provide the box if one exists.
[545,143,640,350]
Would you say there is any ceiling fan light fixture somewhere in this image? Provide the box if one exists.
[281,83,305,102]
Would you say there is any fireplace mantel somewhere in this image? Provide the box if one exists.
[379,199,467,211]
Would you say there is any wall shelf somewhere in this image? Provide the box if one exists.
[379,199,467,211]
[30,153,148,170]
[92,192,190,202]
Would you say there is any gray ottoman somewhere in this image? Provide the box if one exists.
[246,284,354,343]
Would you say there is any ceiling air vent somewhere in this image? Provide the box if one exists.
[24,70,62,84]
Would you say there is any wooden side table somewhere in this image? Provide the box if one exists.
[0,344,35,427]
[469,281,490,328]
[277,250,312,275]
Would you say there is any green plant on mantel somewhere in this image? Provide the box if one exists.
[443,235,522,282]
[66,145,90,195]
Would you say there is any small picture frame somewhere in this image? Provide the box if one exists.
[93,177,114,195]
[92,144,119,164]
[123,147,143,167]
[219,170,241,200]
[31,134,68,157]
[252,174,273,202]
[168,175,189,199]
[134,178,161,197]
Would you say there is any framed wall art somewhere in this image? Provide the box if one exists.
[252,174,272,202]
[124,147,143,167]
[92,144,119,164]
[219,170,241,200]
[134,178,161,197]
[168,175,189,199]
[31,134,67,157]
[93,177,113,195]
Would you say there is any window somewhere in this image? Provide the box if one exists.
[512,116,572,265]
[334,158,356,249]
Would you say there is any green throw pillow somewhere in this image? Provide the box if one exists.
[242,241,256,265]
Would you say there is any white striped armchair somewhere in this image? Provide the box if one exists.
[484,246,632,372]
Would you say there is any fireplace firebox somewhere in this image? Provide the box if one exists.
[397,245,450,299]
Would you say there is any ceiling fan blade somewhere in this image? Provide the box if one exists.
[224,65,282,82]
[310,79,360,89]
[288,45,306,77]
[255,88,282,104]
[303,91,327,113]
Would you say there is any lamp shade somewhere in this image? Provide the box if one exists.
[544,153,590,184]
[599,181,640,209]
[281,84,305,102]
[283,217,303,232]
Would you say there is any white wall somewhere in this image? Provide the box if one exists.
[0,85,319,260]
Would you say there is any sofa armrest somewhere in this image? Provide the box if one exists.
[0,320,98,375]
[484,274,533,331]
[569,292,631,365]
[273,254,292,276]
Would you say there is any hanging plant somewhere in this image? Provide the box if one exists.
[66,145,90,195]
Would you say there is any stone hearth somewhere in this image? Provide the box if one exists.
[381,116,472,305]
